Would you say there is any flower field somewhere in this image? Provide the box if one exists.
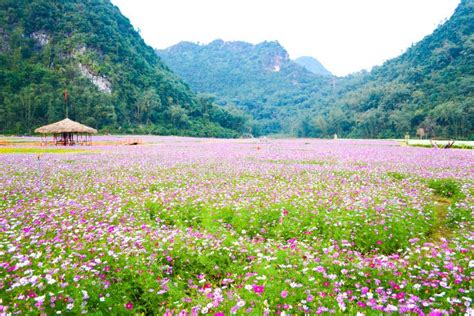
[1,137,473,315]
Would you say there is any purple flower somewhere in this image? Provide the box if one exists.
[125,301,133,310]
[253,284,264,294]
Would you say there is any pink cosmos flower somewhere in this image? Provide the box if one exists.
[253,284,264,294]
[281,290,288,298]
[125,301,133,310]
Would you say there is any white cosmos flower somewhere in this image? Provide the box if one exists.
[386,305,398,312]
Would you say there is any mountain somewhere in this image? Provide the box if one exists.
[299,0,473,139]
[157,40,334,135]
[0,0,246,137]
[294,56,332,76]
[157,0,473,139]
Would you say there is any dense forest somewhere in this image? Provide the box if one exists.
[1,0,472,139]
[0,0,247,137]
[158,0,473,139]
[300,0,473,140]
[158,40,334,135]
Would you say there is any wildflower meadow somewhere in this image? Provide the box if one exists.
[0,138,473,315]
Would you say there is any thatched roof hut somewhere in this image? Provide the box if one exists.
[35,118,97,146]
[35,118,97,134]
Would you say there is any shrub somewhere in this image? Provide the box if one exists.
[387,172,407,180]
[427,179,461,198]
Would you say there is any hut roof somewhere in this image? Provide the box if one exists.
[34,118,98,134]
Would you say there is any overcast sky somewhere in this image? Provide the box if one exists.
[111,0,460,76]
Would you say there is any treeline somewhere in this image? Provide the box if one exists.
[158,40,334,136]
[0,0,247,137]
[2,0,472,139]
[158,0,473,139]
[299,0,473,140]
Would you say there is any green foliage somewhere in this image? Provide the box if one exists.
[157,40,333,136]
[142,198,433,255]
[158,0,473,139]
[0,0,246,137]
[387,172,407,181]
[427,178,462,198]
[446,207,473,228]
[301,0,474,139]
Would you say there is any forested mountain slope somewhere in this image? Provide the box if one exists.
[0,0,246,137]
[158,0,473,139]
[300,0,473,139]
[158,40,334,135]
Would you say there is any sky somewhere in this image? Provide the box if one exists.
[111,0,460,76]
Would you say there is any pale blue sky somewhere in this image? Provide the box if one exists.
[111,0,460,76]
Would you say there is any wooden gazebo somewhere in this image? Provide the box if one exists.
[35,118,97,146]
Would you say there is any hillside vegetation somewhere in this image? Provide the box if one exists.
[158,40,333,135]
[158,0,473,139]
[302,0,473,139]
[0,0,246,137]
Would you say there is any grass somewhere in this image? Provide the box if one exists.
[427,178,462,198]
[427,196,452,241]
[0,147,93,154]
[425,179,466,241]
[405,140,474,149]
[386,171,408,180]
[408,143,473,149]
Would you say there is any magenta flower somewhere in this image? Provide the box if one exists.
[125,301,133,310]
[253,284,264,294]
[281,290,288,298]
